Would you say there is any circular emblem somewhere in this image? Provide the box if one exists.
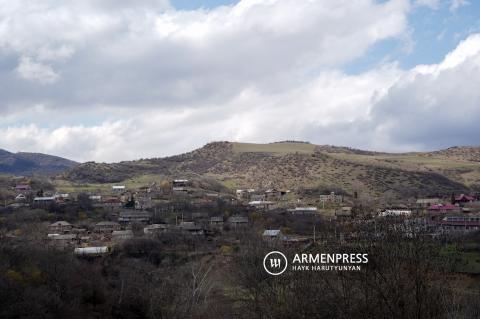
[263,251,288,276]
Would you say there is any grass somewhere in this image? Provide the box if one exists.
[219,178,239,190]
[53,173,167,194]
[120,174,166,189]
[326,152,480,186]
[232,142,316,154]
[53,179,112,193]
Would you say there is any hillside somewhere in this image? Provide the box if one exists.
[429,146,480,162]
[63,142,480,198]
[0,149,78,175]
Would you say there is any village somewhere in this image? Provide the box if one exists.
[2,177,480,260]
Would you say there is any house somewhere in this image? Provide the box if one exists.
[112,185,126,192]
[454,194,476,205]
[264,189,279,201]
[228,216,249,229]
[135,197,152,210]
[178,222,204,236]
[101,197,123,209]
[320,192,343,204]
[144,224,168,235]
[379,208,412,217]
[265,189,288,201]
[112,230,134,242]
[33,196,56,206]
[236,189,246,200]
[434,215,480,232]
[210,216,224,227]
[89,195,102,202]
[262,229,286,241]
[74,246,110,257]
[15,194,27,202]
[49,221,73,233]
[15,184,31,192]
[236,189,255,200]
[118,210,151,224]
[95,221,121,233]
[416,198,441,208]
[48,234,78,249]
[248,200,274,211]
[54,193,70,202]
[287,207,318,215]
[428,204,461,214]
[172,179,190,193]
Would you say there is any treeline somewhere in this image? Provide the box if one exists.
[1,230,480,318]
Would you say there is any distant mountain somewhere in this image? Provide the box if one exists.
[64,142,480,198]
[0,149,78,175]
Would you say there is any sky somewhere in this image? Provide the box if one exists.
[1,0,480,162]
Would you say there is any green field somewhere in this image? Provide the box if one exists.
[232,142,316,154]
[53,173,167,194]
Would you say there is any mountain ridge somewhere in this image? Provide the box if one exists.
[62,142,480,198]
[0,148,78,176]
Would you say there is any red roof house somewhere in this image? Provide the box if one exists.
[454,194,476,203]
[428,204,460,213]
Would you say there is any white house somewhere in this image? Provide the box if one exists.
[262,229,286,241]
[379,209,412,217]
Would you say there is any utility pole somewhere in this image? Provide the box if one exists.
[313,225,316,243]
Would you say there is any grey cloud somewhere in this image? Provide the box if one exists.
[0,0,409,114]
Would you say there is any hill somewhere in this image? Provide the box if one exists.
[0,149,78,176]
[63,142,480,198]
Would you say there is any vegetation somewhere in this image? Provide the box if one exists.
[61,142,479,199]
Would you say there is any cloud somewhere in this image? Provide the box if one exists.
[0,0,409,113]
[5,1,480,162]
[0,63,402,162]
[368,34,480,150]
[450,0,469,11]
[2,34,480,161]
[16,57,60,84]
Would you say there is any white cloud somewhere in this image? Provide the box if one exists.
[5,1,479,162]
[0,0,409,111]
[2,33,480,161]
[368,33,480,151]
[450,0,469,11]
[16,57,60,84]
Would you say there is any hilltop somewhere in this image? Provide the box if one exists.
[62,142,480,198]
[0,149,78,176]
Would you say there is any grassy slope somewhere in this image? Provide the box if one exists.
[324,152,480,188]
[232,142,316,154]
[60,142,480,198]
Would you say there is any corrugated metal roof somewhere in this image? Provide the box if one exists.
[263,230,281,236]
